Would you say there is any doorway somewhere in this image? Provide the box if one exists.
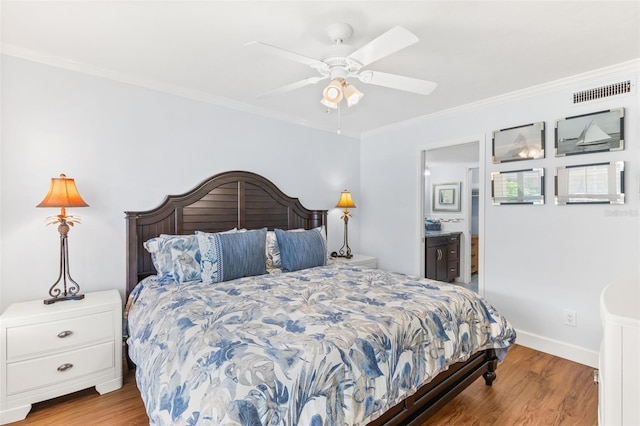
[469,167,479,292]
[422,141,481,293]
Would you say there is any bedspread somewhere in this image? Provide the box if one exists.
[127,265,516,425]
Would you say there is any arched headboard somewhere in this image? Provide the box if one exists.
[125,171,327,296]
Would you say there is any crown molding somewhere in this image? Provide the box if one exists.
[1,43,360,139]
[362,58,640,139]
[3,43,636,141]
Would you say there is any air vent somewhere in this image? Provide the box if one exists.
[573,80,631,104]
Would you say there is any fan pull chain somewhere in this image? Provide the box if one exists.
[337,102,342,135]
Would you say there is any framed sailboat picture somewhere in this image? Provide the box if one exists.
[555,108,624,156]
[492,122,545,163]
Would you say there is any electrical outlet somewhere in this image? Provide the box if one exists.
[564,310,577,327]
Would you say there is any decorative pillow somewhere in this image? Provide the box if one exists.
[267,227,327,269]
[197,228,267,284]
[274,227,327,272]
[266,229,301,268]
[265,231,278,269]
[143,234,201,284]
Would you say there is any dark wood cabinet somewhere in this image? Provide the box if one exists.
[471,235,478,274]
[426,233,461,282]
[426,245,448,281]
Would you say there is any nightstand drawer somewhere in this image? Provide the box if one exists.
[6,341,115,395]
[7,311,114,360]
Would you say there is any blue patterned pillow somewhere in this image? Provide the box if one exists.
[274,227,327,272]
[143,234,201,284]
[197,228,267,283]
[266,228,300,269]
[267,227,327,269]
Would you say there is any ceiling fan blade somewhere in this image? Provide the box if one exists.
[347,26,419,67]
[358,71,437,95]
[257,75,328,99]
[245,41,327,70]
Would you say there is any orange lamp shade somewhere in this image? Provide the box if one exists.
[36,174,89,208]
[335,190,356,209]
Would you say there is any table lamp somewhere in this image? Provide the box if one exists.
[36,174,89,304]
[335,190,356,259]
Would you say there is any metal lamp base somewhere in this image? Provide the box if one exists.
[337,209,352,259]
[44,293,85,305]
[44,218,84,305]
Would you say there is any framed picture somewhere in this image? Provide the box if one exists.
[555,108,624,156]
[433,182,461,212]
[492,121,545,163]
[491,168,545,205]
[555,161,624,204]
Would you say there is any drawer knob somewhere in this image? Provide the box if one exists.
[57,363,74,372]
[57,330,74,338]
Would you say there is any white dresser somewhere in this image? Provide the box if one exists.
[0,290,123,424]
[599,277,640,425]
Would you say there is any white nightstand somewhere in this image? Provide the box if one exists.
[0,290,123,424]
[333,254,378,269]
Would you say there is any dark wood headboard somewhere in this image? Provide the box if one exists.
[125,170,327,296]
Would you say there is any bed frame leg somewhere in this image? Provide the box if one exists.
[483,351,498,386]
[483,369,496,386]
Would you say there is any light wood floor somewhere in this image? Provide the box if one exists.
[11,344,597,425]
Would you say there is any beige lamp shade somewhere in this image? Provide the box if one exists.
[335,190,356,209]
[320,97,339,109]
[323,79,344,103]
[343,83,364,107]
[37,174,89,208]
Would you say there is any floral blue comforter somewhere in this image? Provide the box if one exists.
[127,265,516,425]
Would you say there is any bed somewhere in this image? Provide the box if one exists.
[125,170,516,425]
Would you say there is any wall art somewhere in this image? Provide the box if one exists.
[555,108,624,156]
[492,121,545,163]
[491,168,545,205]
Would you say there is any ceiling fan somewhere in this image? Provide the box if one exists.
[245,23,438,109]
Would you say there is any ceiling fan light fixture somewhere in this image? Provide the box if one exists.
[320,97,338,109]
[343,83,364,107]
[327,87,341,99]
[322,79,344,103]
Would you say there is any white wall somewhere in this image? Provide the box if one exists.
[0,56,361,310]
[361,61,640,366]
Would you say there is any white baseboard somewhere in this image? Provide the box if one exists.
[515,329,599,368]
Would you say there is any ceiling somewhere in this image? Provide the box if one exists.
[2,1,639,138]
